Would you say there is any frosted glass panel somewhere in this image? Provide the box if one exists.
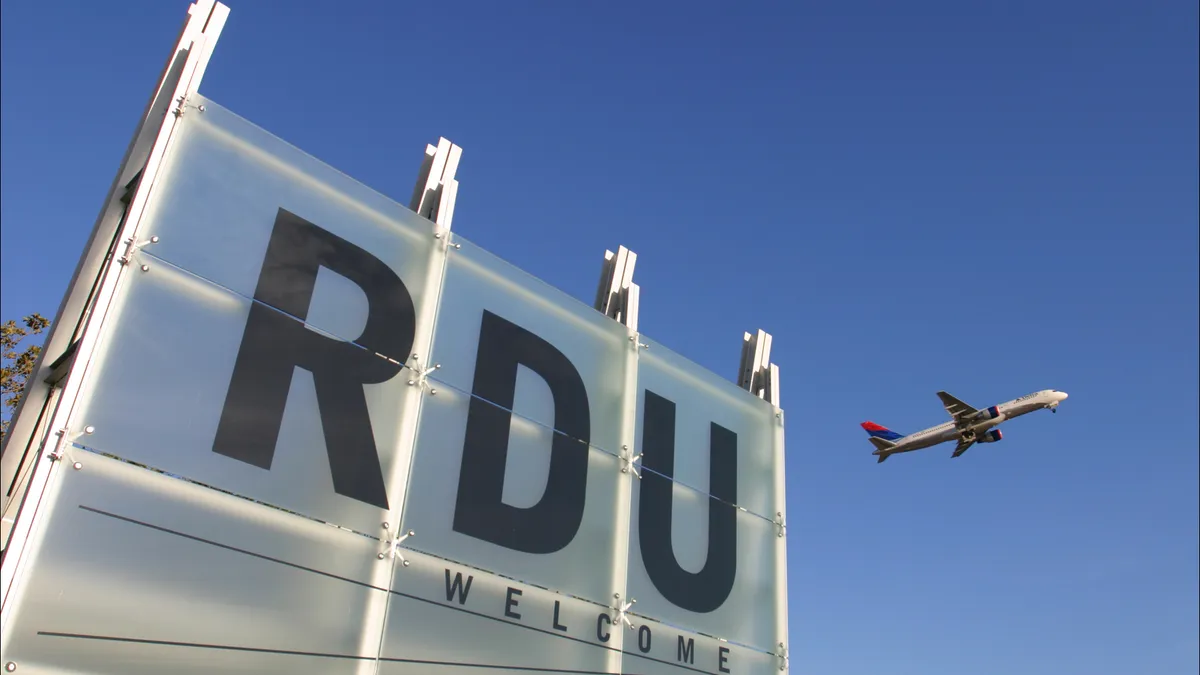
[621,614,780,675]
[399,382,624,605]
[626,472,783,653]
[68,262,421,533]
[1,451,391,675]
[426,235,633,457]
[135,93,440,349]
[636,335,783,519]
[377,547,620,674]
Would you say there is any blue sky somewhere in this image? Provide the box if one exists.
[2,1,1197,673]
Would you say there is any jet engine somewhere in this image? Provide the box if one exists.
[977,429,1003,443]
[975,405,1005,422]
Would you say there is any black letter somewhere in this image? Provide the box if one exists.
[505,587,523,619]
[213,209,415,509]
[553,600,568,631]
[719,645,731,673]
[677,636,695,664]
[453,310,591,553]
[444,569,473,605]
[638,391,738,613]
[638,625,652,653]
[596,613,612,642]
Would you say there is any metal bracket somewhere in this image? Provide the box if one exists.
[405,354,441,396]
[776,643,789,672]
[46,426,95,462]
[410,138,462,231]
[378,527,415,566]
[170,94,208,119]
[611,594,637,630]
[738,329,781,406]
[775,511,786,539]
[116,234,160,268]
[594,246,640,332]
[620,445,642,479]
[432,229,462,252]
[46,430,68,462]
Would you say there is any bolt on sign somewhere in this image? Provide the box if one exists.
[0,2,788,674]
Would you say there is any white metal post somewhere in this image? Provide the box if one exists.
[409,137,462,229]
[773,401,789,673]
[594,245,640,332]
[739,328,787,670]
[606,325,640,672]
[0,0,229,623]
[355,138,464,672]
[593,245,644,668]
[738,328,780,406]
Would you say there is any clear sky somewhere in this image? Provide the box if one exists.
[2,1,1197,673]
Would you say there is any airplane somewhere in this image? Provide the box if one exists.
[862,389,1068,463]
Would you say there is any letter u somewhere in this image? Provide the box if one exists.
[637,390,737,613]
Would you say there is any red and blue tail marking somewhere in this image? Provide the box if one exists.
[861,421,904,441]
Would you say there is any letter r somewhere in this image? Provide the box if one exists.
[212,208,416,509]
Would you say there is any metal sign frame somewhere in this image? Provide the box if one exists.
[0,3,789,672]
[1,0,229,611]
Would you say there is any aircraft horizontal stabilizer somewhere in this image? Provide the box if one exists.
[868,436,895,453]
[868,432,897,458]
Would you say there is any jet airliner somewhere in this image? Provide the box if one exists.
[862,389,1068,463]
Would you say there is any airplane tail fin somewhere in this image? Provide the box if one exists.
[861,421,904,441]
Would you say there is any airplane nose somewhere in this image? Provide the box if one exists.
[1057,391,1069,401]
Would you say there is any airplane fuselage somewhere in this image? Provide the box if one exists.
[875,389,1068,457]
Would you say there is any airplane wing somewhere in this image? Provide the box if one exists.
[937,391,978,425]
[951,438,975,458]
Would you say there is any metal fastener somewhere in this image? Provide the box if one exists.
[84,426,95,435]
[73,462,83,470]
[5,662,16,672]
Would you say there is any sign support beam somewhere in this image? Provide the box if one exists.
[1,0,229,613]
[593,245,640,331]
[353,138,467,672]
[593,244,642,668]
[409,137,462,230]
[738,328,781,406]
